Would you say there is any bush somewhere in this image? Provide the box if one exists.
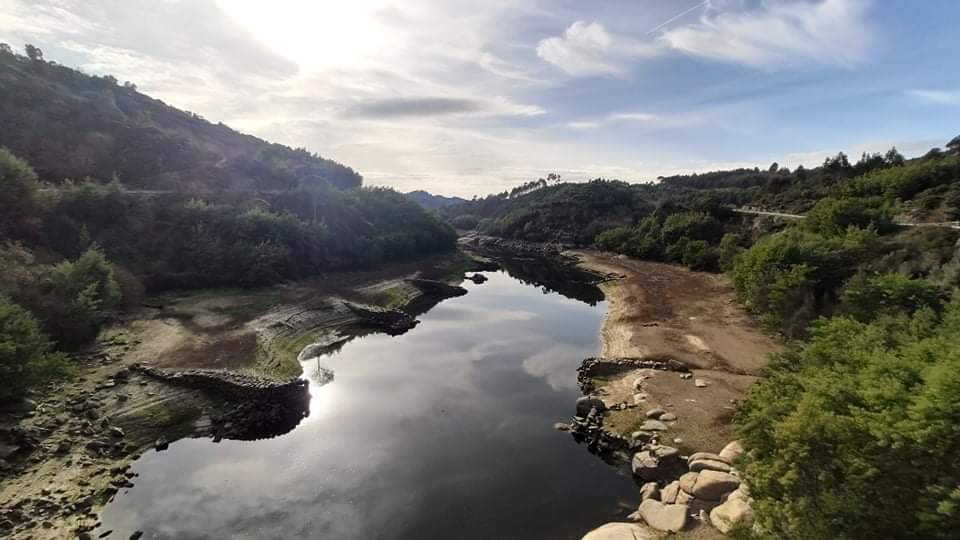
[736,295,960,539]
[0,295,72,401]
[731,226,874,336]
[450,214,479,230]
[43,248,122,348]
[840,272,944,322]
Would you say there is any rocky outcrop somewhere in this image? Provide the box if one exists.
[581,522,663,540]
[458,234,570,261]
[679,470,741,501]
[131,365,307,402]
[637,499,689,533]
[709,487,753,534]
[577,357,689,393]
[345,303,420,335]
[631,445,682,481]
[719,440,744,464]
[407,279,468,298]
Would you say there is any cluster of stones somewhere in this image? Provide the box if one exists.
[628,441,751,534]
[408,278,469,298]
[131,364,307,402]
[577,357,689,394]
[458,234,570,260]
[344,303,421,336]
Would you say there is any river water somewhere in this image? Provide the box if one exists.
[95,265,638,539]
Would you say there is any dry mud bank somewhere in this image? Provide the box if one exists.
[569,250,781,538]
[0,252,476,539]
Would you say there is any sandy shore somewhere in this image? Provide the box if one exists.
[571,250,780,456]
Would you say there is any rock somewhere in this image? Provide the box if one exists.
[114,368,131,382]
[0,442,20,459]
[154,437,169,451]
[680,470,741,501]
[581,522,662,540]
[659,413,677,422]
[689,458,732,473]
[694,379,708,388]
[4,398,37,413]
[709,488,753,534]
[660,481,680,504]
[631,445,681,481]
[632,377,646,390]
[632,393,647,404]
[680,373,692,380]
[631,431,654,443]
[688,452,728,464]
[639,482,660,502]
[676,489,696,505]
[639,420,668,431]
[698,509,710,524]
[719,440,744,464]
[576,396,606,417]
[108,427,125,439]
[466,274,488,284]
[554,422,572,432]
[637,499,689,533]
[130,532,144,540]
[645,407,665,419]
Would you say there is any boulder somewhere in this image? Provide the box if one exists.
[681,470,741,501]
[639,420,668,431]
[688,458,731,473]
[645,407,665,419]
[631,431,654,443]
[660,481,680,504]
[638,499,689,533]
[631,445,681,481]
[719,440,744,464]
[709,488,753,534]
[694,379,708,388]
[581,522,662,540]
[688,452,728,465]
[576,396,606,417]
[639,482,660,502]
[659,412,677,422]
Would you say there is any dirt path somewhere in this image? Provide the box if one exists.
[570,250,780,457]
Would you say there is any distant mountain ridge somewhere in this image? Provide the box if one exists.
[0,45,361,191]
[405,190,467,209]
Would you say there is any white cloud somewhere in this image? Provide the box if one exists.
[566,110,705,131]
[536,21,661,77]
[907,89,960,106]
[660,0,875,68]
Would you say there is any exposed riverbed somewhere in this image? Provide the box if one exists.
[94,268,639,539]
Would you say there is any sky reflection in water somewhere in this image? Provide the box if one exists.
[96,270,638,539]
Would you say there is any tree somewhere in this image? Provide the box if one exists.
[885,146,905,167]
[44,248,122,348]
[0,43,12,55]
[24,43,43,62]
[737,296,960,539]
[840,272,943,322]
[768,162,779,173]
[947,135,960,155]
[0,295,72,401]
[0,148,41,236]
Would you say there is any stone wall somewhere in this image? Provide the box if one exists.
[130,364,308,403]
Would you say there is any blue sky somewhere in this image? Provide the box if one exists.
[1,0,958,196]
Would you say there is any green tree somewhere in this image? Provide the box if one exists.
[44,248,122,348]
[737,296,960,539]
[0,148,40,235]
[840,272,943,322]
[0,295,72,401]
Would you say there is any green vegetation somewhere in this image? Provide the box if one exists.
[0,295,73,400]
[737,298,960,539]
[0,46,456,399]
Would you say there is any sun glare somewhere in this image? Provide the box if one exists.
[215,0,390,70]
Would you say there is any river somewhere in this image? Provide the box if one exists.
[95,264,638,539]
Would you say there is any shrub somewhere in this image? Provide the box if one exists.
[0,295,72,401]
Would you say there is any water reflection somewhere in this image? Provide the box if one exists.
[95,270,635,540]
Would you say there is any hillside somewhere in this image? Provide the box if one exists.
[405,190,467,210]
[0,45,360,191]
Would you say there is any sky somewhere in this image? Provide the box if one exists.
[1,0,959,197]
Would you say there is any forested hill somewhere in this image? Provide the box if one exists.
[0,44,361,191]
[405,190,467,210]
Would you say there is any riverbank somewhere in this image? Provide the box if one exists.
[570,250,781,537]
[0,252,475,539]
